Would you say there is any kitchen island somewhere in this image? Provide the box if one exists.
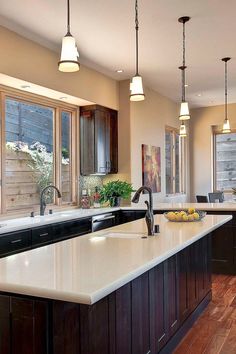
[0,213,231,354]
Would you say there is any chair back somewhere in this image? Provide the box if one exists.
[196,195,208,203]
[208,192,224,203]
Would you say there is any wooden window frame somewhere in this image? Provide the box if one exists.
[0,85,79,215]
[212,127,236,192]
[165,126,186,195]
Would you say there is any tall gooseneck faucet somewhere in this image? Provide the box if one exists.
[132,186,154,236]
[40,185,62,216]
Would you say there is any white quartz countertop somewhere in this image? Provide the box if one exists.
[0,214,231,305]
[0,202,235,235]
[0,207,120,235]
[123,202,236,211]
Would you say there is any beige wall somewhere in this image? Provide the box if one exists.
[190,103,236,201]
[0,26,119,109]
[130,84,189,203]
[109,81,190,203]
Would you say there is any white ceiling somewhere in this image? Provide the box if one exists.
[1,0,236,108]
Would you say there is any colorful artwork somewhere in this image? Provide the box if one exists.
[142,144,161,193]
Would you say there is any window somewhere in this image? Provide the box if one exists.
[213,130,236,191]
[165,126,185,195]
[0,87,78,213]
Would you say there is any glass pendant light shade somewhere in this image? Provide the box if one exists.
[222,118,231,133]
[180,122,187,137]
[179,101,190,120]
[58,34,80,72]
[130,75,145,101]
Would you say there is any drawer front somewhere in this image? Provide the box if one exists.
[32,226,53,247]
[53,218,92,241]
[0,230,31,257]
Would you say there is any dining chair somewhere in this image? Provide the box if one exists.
[196,195,209,203]
[208,192,224,203]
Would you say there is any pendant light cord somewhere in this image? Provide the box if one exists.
[181,21,186,102]
[135,0,139,75]
[67,0,71,34]
[225,60,228,120]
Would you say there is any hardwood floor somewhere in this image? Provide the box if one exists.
[174,274,236,354]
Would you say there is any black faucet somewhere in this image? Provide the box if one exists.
[132,186,154,236]
[40,185,62,216]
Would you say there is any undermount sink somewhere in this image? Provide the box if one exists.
[102,231,148,239]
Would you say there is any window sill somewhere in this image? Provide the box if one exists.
[0,204,78,221]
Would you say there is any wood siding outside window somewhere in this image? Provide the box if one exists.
[0,86,79,214]
[213,128,236,192]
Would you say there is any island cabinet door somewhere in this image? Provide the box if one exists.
[188,243,199,312]
[166,255,179,338]
[108,273,150,354]
[0,295,10,354]
[131,273,150,354]
[11,297,49,354]
[212,224,234,274]
[178,248,191,324]
[196,235,212,302]
[79,297,110,354]
[149,262,168,353]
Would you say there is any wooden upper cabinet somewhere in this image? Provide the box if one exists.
[80,105,118,175]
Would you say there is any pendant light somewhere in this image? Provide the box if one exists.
[130,0,145,101]
[58,0,80,72]
[180,121,187,137]
[178,16,190,121]
[222,57,231,133]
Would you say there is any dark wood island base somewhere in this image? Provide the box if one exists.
[0,234,211,354]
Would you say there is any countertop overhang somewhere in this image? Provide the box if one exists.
[0,214,231,305]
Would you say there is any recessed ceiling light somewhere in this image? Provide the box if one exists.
[20,84,31,89]
[59,96,67,100]
[116,69,124,73]
[197,93,202,97]
[184,84,189,87]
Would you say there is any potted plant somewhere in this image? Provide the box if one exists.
[99,180,135,207]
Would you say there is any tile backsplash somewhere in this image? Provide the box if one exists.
[79,176,104,197]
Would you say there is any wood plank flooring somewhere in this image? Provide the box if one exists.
[174,274,236,354]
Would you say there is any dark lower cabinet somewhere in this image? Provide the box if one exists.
[53,218,92,242]
[211,223,234,274]
[0,230,31,258]
[119,210,146,224]
[31,225,53,247]
[0,234,212,354]
[0,296,49,354]
[149,262,168,353]
[0,295,10,354]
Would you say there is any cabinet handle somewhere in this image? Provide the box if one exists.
[39,233,49,237]
[10,239,22,244]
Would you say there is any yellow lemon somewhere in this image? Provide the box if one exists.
[182,214,189,222]
[188,207,195,215]
[193,212,200,220]
[188,214,194,221]
[180,211,187,216]
[176,213,183,221]
[167,212,176,221]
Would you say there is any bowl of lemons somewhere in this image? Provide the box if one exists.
[164,208,206,222]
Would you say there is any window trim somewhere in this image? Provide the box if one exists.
[0,86,79,214]
[165,125,186,195]
[212,127,236,192]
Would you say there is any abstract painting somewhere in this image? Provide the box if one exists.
[142,144,161,193]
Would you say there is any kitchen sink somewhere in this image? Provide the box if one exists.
[101,231,148,239]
